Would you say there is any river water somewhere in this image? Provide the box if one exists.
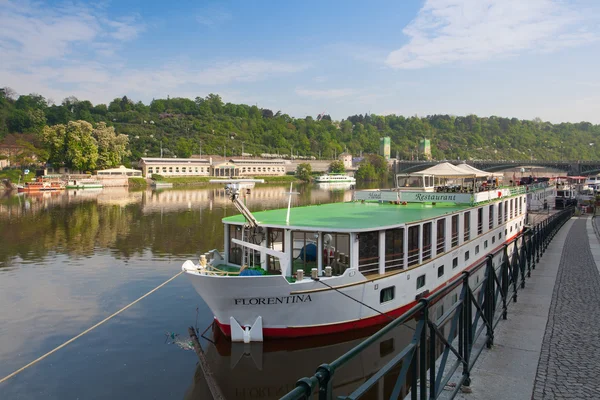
[1,182,420,400]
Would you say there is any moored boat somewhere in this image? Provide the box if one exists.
[182,163,554,342]
[17,179,66,193]
[65,179,103,189]
[314,173,356,183]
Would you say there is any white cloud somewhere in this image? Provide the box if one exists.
[0,1,307,106]
[296,88,357,99]
[386,0,599,69]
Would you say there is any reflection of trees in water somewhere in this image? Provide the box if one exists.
[0,183,378,267]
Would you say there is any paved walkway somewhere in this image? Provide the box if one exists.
[458,216,600,400]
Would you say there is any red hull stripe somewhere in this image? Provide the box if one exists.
[215,228,524,338]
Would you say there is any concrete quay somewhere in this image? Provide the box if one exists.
[457,215,600,400]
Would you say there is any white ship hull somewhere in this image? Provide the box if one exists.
[183,215,524,338]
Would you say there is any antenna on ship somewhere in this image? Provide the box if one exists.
[283,182,300,224]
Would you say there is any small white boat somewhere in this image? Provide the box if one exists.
[314,173,356,183]
[151,181,173,189]
[65,179,103,189]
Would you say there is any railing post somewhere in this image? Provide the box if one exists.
[419,305,428,400]
[485,255,495,348]
[535,225,540,263]
[428,308,436,400]
[501,245,509,319]
[520,236,526,289]
[461,271,472,388]
[511,246,518,303]
[316,364,333,400]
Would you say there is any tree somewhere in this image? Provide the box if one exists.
[329,160,345,173]
[356,162,377,181]
[296,163,312,181]
[93,122,130,169]
[42,121,98,171]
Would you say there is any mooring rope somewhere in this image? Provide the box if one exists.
[0,271,184,385]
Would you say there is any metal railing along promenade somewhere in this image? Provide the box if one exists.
[281,207,574,400]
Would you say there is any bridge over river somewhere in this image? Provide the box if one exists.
[394,160,600,175]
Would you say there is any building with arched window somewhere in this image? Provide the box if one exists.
[138,157,290,178]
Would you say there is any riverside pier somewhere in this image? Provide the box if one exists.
[281,208,600,400]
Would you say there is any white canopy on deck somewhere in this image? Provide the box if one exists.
[456,163,504,178]
[413,162,475,178]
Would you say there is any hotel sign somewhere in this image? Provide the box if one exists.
[354,191,399,202]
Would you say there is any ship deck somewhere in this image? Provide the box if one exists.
[223,201,471,231]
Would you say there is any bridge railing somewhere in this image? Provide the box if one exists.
[280,207,574,400]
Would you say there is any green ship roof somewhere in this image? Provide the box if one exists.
[223,202,471,232]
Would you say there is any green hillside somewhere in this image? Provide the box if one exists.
[1,88,599,164]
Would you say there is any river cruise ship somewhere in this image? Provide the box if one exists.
[182,163,551,342]
[314,173,356,183]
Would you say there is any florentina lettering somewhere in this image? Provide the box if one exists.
[413,193,457,201]
[234,295,312,305]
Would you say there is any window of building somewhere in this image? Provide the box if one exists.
[416,275,426,289]
[453,257,458,269]
[169,167,173,172]
[437,265,444,278]
[380,286,395,303]
[175,167,179,173]
[162,167,167,172]
[465,251,470,261]
[182,167,186,173]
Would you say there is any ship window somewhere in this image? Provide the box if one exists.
[437,265,444,278]
[437,304,444,319]
[359,231,379,275]
[324,233,350,276]
[498,202,503,225]
[492,236,496,244]
[465,251,470,261]
[484,240,488,249]
[407,226,420,267]
[475,245,480,254]
[451,215,459,248]
[452,293,458,304]
[489,205,494,229]
[228,224,244,265]
[267,228,286,272]
[293,231,318,275]
[477,208,483,235]
[416,274,426,289]
[385,228,404,271]
[380,286,395,303]
[436,218,446,254]
[380,338,394,357]
[499,232,502,239]
[463,211,471,242]
[504,201,508,221]
[453,257,458,269]
[422,222,432,262]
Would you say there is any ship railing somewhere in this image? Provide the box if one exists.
[451,233,459,248]
[358,257,379,275]
[280,206,575,400]
[422,244,432,261]
[436,237,445,254]
[477,221,483,235]
[384,254,404,271]
[407,249,419,267]
[463,228,470,242]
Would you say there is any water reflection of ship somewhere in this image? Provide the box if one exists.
[315,181,356,191]
[184,323,415,400]
[183,278,470,400]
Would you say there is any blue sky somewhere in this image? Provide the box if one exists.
[2,0,600,122]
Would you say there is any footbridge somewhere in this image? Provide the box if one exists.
[394,160,600,175]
